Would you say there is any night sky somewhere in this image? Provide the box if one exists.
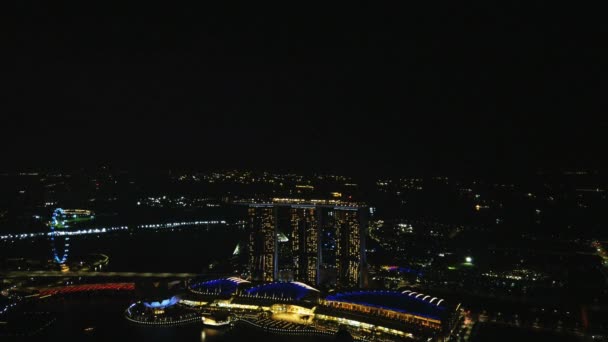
[4,4,607,175]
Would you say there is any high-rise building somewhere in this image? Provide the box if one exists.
[248,205,277,282]
[246,199,366,287]
[290,205,321,285]
[334,207,367,288]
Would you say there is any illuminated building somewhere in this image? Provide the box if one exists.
[201,313,232,326]
[276,230,294,282]
[189,277,250,297]
[318,290,460,340]
[322,291,445,329]
[246,199,367,286]
[143,295,180,314]
[290,205,321,285]
[334,207,367,288]
[170,278,460,340]
[49,208,95,229]
[243,281,321,302]
[125,295,201,326]
[248,205,278,282]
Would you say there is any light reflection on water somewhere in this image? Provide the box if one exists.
[200,327,227,341]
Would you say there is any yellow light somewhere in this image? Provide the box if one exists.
[295,185,314,189]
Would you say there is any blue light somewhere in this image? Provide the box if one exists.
[190,278,248,295]
[50,208,69,264]
[143,296,179,309]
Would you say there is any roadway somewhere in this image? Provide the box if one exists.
[0,271,198,279]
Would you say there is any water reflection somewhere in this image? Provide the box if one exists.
[200,327,227,341]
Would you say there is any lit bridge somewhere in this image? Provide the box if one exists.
[0,271,199,279]
[39,283,135,296]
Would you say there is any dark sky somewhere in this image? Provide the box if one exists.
[4,3,607,175]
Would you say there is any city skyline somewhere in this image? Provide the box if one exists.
[247,200,368,288]
[1,167,607,340]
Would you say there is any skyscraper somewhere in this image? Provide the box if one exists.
[290,205,321,285]
[248,205,277,282]
[246,199,366,287]
[334,207,367,288]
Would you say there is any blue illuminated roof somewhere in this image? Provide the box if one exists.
[325,290,446,320]
[244,282,320,301]
[190,277,250,296]
[143,295,179,309]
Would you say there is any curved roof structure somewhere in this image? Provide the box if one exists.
[401,290,445,307]
[325,290,446,320]
[190,277,250,296]
[243,281,320,301]
[143,295,179,309]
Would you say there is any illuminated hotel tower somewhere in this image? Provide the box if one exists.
[290,205,321,285]
[248,205,278,282]
[334,207,367,288]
